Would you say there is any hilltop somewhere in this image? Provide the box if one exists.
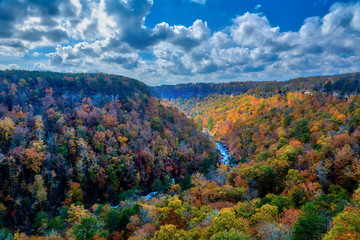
[153,72,360,99]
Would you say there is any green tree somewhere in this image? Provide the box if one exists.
[207,117,214,131]
[292,202,327,240]
[163,175,172,191]
[325,81,333,93]
[48,216,65,233]
[105,209,121,233]
[34,211,49,235]
[71,216,102,240]
[283,114,294,127]
[153,178,164,192]
[295,118,310,143]
[259,194,291,212]
[179,175,194,190]
[0,228,12,240]
[151,117,161,131]
[119,204,141,229]
[234,202,252,219]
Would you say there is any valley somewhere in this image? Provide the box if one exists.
[1,70,360,240]
[1,0,360,239]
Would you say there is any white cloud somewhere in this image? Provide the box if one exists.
[188,0,206,4]
[144,2,360,84]
[49,1,360,84]
[0,64,21,70]
[34,62,50,70]
[0,0,359,84]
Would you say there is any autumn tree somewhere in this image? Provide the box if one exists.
[30,175,47,208]
[152,224,188,240]
[323,206,360,240]
[0,117,15,151]
[24,147,45,173]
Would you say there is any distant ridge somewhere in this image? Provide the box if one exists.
[153,72,360,99]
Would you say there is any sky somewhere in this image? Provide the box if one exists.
[0,0,359,85]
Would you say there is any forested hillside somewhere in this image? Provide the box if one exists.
[2,70,360,240]
[169,92,360,191]
[159,76,360,240]
[154,72,360,99]
[0,70,219,236]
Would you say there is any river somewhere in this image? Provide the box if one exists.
[202,130,231,166]
[142,140,231,200]
[216,141,230,165]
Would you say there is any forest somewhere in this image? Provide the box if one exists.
[154,72,360,99]
[1,70,360,240]
[0,70,219,239]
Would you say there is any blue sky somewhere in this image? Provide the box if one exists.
[147,0,339,32]
[0,0,359,85]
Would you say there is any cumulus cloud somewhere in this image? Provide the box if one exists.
[148,2,360,83]
[34,62,50,71]
[0,0,359,84]
[0,0,75,55]
[0,64,20,70]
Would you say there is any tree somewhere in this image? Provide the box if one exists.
[251,204,279,223]
[25,147,45,173]
[67,182,84,204]
[151,117,161,131]
[259,194,291,212]
[118,204,142,230]
[33,115,43,135]
[105,209,121,233]
[283,114,294,127]
[207,117,214,131]
[179,175,194,190]
[0,228,13,240]
[292,202,327,240]
[323,206,360,240]
[334,145,355,173]
[30,175,47,207]
[152,179,163,192]
[295,118,310,143]
[71,216,102,240]
[0,117,15,150]
[34,211,49,235]
[325,81,333,93]
[152,224,188,240]
[234,202,252,219]
[66,204,90,225]
[210,228,251,240]
[204,209,249,239]
[48,216,65,233]
[257,221,292,240]
[284,169,305,192]
[242,164,275,198]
